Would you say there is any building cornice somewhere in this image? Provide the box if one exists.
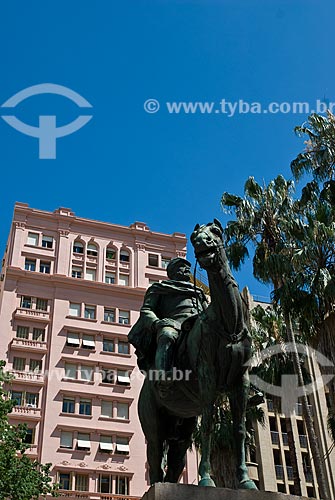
[13,203,187,244]
[6,267,147,298]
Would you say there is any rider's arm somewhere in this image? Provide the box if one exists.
[139,289,161,332]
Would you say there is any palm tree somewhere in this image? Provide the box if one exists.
[221,175,330,499]
[290,111,335,430]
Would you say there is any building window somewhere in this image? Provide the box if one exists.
[82,334,95,349]
[116,402,129,420]
[65,363,77,379]
[80,365,93,382]
[118,341,129,355]
[21,296,32,309]
[26,392,39,407]
[66,332,80,347]
[27,232,39,246]
[62,397,75,414]
[105,272,115,284]
[16,326,29,339]
[102,368,115,384]
[79,399,92,416]
[36,298,48,311]
[72,266,82,279]
[104,308,115,323]
[103,338,114,353]
[59,473,71,490]
[40,261,51,274]
[77,433,91,450]
[115,436,130,455]
[75,474,89,491]
[161,257,171,269]
[73,241,84,254]
[41,235,53,249]
[32,328,45,341]
[60,431,73,449]
[148,254,159,267]
[25,258,36,271]
[87,243,98,257]
[26,393,38,407]
[85,269,96,281]
[116,476,129,495]
[11,391,23,406]
[117,370,130,385]
[69,303,81,317]
[24,428,34,445]
[99,435,113,453]
[29,359,42,373]
[119,310,130,325]
[106,247,116,260]
[120,250,130,263]
[84,305,96,320]
[98,474,112,494]
[101,400,113,418]
[119,274,129,286]
[13,357,25,371]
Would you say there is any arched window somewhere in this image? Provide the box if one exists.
[87,243,98,257]
[120,249,130,263]
[106,246,116,260]
[73,241,84,254]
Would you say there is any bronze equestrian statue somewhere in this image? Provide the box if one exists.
[128,220,256,489]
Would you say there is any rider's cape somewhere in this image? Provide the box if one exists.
[128,280,207,371]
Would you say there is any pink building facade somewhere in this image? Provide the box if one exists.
[0,203,199,499]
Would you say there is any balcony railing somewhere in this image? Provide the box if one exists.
[281,432,289,446]
[267,399,274,412]
[58,491,140,500]
[11,405,41,419]
[271,431,279,445]
[286,466,294,480]
[24,444,38,456]
[299,434,308,448]
[14,307,50,322]
[304,467,313,483]
[11,338,47,352]
[275,465,284,480]
[11,370,45,385]
[295,403,313,416]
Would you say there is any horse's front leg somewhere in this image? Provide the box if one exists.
[198,404,216,487]
[228,373,257,490]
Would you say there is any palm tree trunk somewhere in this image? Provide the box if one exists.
[284,312,329,500]
[210,444,238,488]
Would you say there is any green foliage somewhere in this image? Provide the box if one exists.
[0,361,58,499]
[291,111,335,183]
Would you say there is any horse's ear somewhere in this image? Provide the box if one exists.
[213,218,223,232]
[194,223,200,231]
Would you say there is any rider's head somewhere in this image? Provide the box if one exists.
[167,258,192,282]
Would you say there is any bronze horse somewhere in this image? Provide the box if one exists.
[133,220,257,489]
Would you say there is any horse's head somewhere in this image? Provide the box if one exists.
[190,219,224,270]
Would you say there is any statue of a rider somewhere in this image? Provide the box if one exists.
[128,257,208,388]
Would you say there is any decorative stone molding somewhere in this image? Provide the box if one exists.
[117,465,128,471]
[136,243,146,252]
[78,462,87,467]
[60,460,71,466]
[176,251,187,258]
[14,221,26,230]
[58,229,70,237]
[101,464,112,470]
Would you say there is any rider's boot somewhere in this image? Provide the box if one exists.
[155,334,174,397]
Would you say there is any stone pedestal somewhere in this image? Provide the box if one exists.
[141,483,310,500]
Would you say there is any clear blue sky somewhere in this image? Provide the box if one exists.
[0,0,333,299]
